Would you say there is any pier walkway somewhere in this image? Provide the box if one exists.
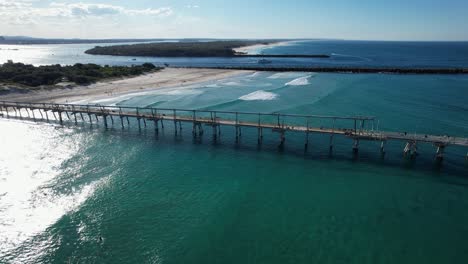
[1,101,467,161]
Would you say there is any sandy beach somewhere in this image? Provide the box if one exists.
[0,68,251,104]
[233,41,292,54]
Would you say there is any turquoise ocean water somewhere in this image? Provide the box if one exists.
[1,41,468,263]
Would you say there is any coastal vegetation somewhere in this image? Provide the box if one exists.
[0,61,160,88]
[85,41,275,57]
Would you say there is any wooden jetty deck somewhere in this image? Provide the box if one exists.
[1,101,467,161]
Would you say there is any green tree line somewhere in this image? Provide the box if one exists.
[0,61,160,87]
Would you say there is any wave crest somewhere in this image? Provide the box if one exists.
[239,90,278,101]
[285,75,311,86]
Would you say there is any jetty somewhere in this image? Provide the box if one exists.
[1,101,467,161]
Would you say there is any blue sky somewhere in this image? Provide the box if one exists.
[0,0,467,40]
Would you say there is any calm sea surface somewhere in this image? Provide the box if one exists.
[1,41,468,263]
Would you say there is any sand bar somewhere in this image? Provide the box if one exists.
[0,68,251,104]
[234,41,292,54]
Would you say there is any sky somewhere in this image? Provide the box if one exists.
[0,0,467,41]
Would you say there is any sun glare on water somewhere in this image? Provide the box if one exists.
[0,119,104,259]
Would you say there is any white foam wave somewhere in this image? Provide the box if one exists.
[222,81,243,86]
[164,89,204,96]
[239,90,278,101]
[268,72,306,79]
[285,75,311,86]
[248,72,261,78]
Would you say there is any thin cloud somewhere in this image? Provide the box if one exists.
[0,1,173,20]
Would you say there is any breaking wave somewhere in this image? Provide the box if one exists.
[285,75,311,86]
[268,72,307,79]
[248,72,262,78]
[222,81,243,86]
[239,90,278,101]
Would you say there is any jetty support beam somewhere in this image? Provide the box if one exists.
[404,141,418,158]
[353,138,359,154]
[380,141,386,156]
[435,144,446,162]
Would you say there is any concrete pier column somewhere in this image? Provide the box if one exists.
[58,111,63,125]
[257,127,263,145]
[126,117,130,125]
[403,141,418,158]
[173,110,178,134]
[212,125,217,140]
[88,114,92,124]
[403,142,411,155]
[120,116,125,129]
[110,115,114,125]
[279,131,286,149]
[154,120,159,134]
[380,141,386,156]
[103,115,108,128]
[435,145,445,162]
[31,109,36,121]
[74,113,78,125]
[45,111,49,122]
[143,118,147,128]
[352,138,359,154]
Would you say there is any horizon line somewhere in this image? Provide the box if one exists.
[2,36,468,43]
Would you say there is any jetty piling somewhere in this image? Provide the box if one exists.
[330,118,336,151]
[380,141,386,156]
[305,119,310,151]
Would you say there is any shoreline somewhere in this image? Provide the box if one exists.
[0,68,251,104]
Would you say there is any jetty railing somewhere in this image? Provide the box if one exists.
[1,101,467,161]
